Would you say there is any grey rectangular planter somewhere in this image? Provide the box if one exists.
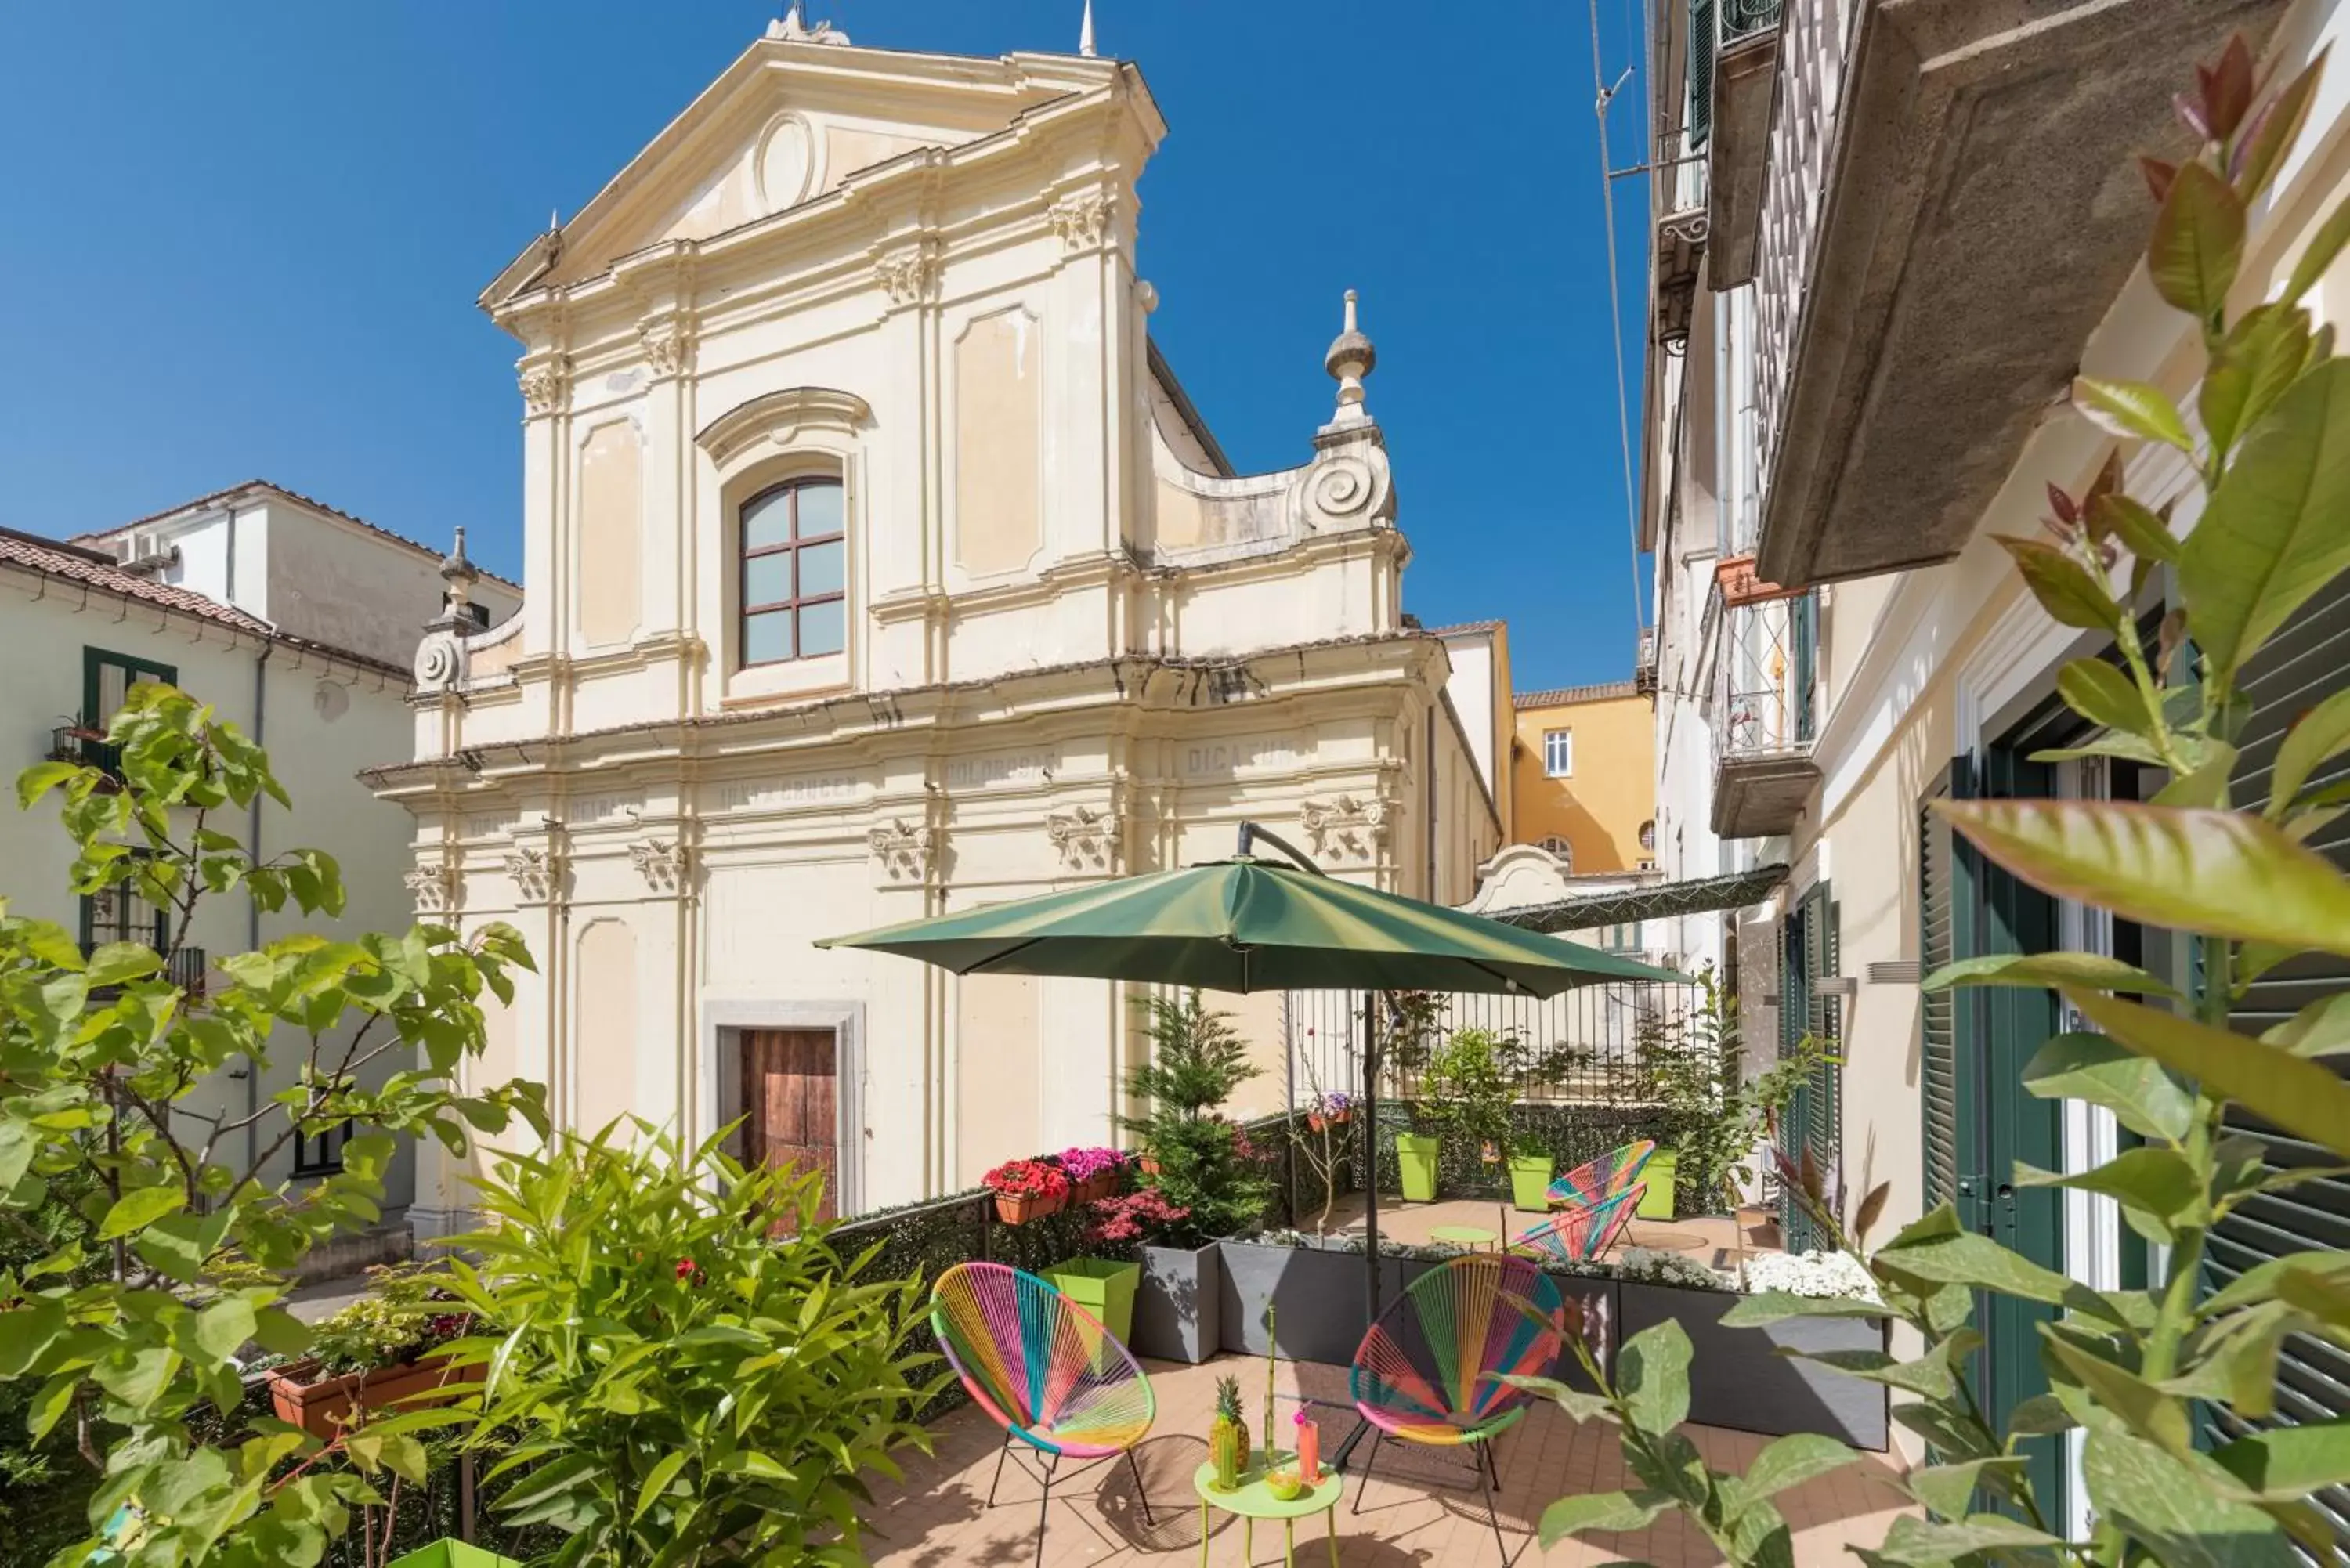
[1131,1242,1222,1364]
[1620,1280,1889,1450]
[1215,1238,1613,1389]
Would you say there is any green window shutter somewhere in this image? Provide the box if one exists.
[1920,786,1958,1212]
[2208,570,2350,1547]
[1687,0,1716,151]
[1806,887,1842,1208]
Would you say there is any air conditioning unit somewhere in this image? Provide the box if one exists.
[115,533,179,576]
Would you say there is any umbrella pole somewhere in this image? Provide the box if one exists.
[1359,989,1379,1329]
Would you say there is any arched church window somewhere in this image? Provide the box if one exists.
[1537,836,1573,871]
[739,478,846,667]
[1639,818,1657,851]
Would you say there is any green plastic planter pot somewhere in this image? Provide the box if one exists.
[1395,1133,1441,1201]
[389,1544,522,1568]
[1507,1153,1555,1212]
[1638,1149,1678,1219]
[1044,1256,1141,1342]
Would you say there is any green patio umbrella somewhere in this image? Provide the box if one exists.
[816,822,1683,1328]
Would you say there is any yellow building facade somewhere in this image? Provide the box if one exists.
[1507,682,1654,875]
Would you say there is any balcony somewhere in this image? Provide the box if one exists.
[1712,581,1818,838]
[49,720,123,786]
[1634,623,1659,696]
[1699,0,1781,288]
[1749,0,2286,587]
[1651,128,1708,352]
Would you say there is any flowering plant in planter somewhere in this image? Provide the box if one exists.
[1056,1145,1124,1201]
[1304,1091,1353,1132]
[982,1156,1072,1223]
[1083,1187,1191,1248]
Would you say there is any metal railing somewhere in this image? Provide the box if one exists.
[1285,980,1708,1110]
[1713,585,1818,765]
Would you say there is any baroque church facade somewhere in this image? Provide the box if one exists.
[365,13,1501,1232]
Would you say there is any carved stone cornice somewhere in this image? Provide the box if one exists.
[1046,804,1119,872]
[872,244,940,308]
[639,319,696,378]
[628,838,688,892]
[868,817,939,883]
[503,846,562,905]
[1048,192,1117,255]
[519,355,572,417]
[1300,794,1391,865]
[403,860,459,914]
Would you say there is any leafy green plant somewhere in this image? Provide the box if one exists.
[1121,990,1272,1243]
[1636,966,1828,1215]
[431,1123,938,1567]
[1520,35,2350,1567]
[303,1266,470,1378]
[0,682,546,1567]
[1419,1026,1524,1164]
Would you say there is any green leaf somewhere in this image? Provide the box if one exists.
[2082,1422,2298,1568]
[2073,378,2194,450]
[1872,1513,2063,1563]
[1923,949,2176,999]
[1616,1320,1692,1436]
[2204,306,2315,459]
[1499,1372,1613,1423]
[2261,993,2350,1057]
[1938,798,2350,959]
[2182,359,2350,684]
[0,1119,34,1194]
[2012,1147,2201,1225]
[2042,1331,2193,1457]
[2286,191,2350,307]
[2148,160,2245,319]
[1994,536,2120,632]
[2267,688,2350,818]
[1906,1457,2026,1521]
[633,1449,689,1523]
[2068,989,2350,1161]
[1719,1291,1891,1328]
[134,1209,232,1284]
[1538,1490,1669,1547]
[2240,55,2326,207]
[2005,1393,2079,1436]
[2023,1030,2194,1141]
[2211,1420,2350,1498]
[15,761,79,810]
[1741,1432,1855,1499]
[192,1299,258,1364]
[711,1450,795,1483]
[2088,492,2181,567]
[1875,1230,2078,1306]
[99,1184,187,1240]
[2055,656,2155,738]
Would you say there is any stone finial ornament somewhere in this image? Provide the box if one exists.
[1079,0,1097,57]
[1324,289,1376,425]
[769,2,850,45]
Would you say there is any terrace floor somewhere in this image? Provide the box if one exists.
[1311,1194,1784,1272]
[862,1351,1913,1568]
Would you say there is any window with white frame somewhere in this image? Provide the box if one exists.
[1543,728,1573,777]
[1536,836,1573,871]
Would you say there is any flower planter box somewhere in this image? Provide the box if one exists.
[1131,1241,1223,1364]
[990,1188,1066,1224]
[1507,1154,1555,1212]
[268,1353,484,1441]
[1044,1256,1141,1344]
[1619,1281,1889,1449]
[1075,1169,1119,1204]
[1639,1150,1679,1219]
[1394,1133,1441,1201]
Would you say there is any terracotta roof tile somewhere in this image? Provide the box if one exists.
[1514,680,1641,708]
[0,526,275,635]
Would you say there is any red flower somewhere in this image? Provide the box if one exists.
[982,1158,1072,1200]
[676,1258,699,1281]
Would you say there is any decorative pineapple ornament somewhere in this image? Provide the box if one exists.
[1209,1374,1249,1490]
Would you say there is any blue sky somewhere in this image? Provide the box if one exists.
[0,2,1652,689]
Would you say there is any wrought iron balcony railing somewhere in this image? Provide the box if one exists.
[1709,578,1821,837]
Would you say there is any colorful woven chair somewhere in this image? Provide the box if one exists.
[1350,1255,1565,1564]
[931,1262,1157,1566]
[1545,1139,1655,1209]
[1512,1183,1644,1265]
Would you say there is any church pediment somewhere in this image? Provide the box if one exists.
[484,34,1137,304]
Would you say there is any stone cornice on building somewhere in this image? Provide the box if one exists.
[362,630,1449,798]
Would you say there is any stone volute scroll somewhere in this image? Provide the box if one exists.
[403,859,459,915]
[1046,804,1120,872]
[869,817,940,883]
[504,845,562,905]
[1287,290,1396,535]
[414,528,483,695]
[1299,793,1392,865]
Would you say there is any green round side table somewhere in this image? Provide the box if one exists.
[1429,1223,1499,1251]
[1191,1451,1344,1566]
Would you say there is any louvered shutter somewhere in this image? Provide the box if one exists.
[1806,890,1842,1210]
[1688,0,1716,150]
[1921,788,1959,1212]
[2207,572,2350,1548]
